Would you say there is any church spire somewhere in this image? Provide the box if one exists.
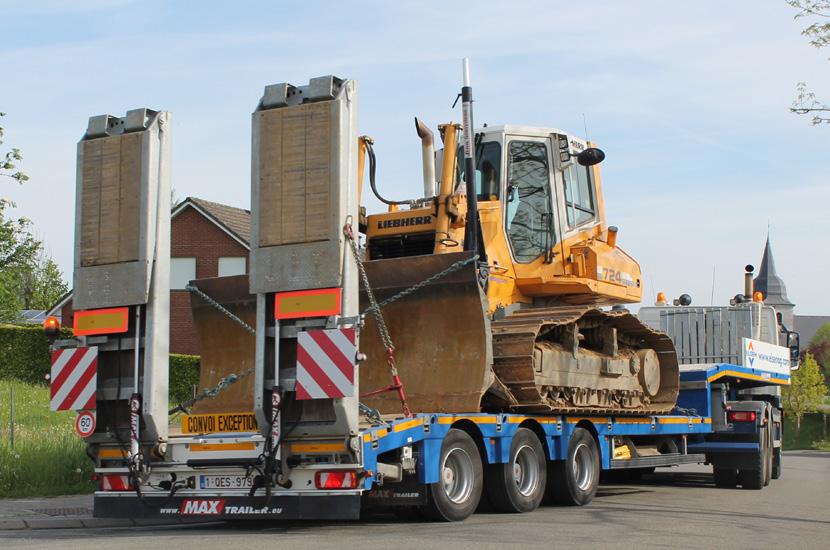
[753,234,793,307]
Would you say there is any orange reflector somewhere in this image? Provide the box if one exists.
[314,470,358,490]
[275,288,341,320]
[753,291,764,303]
[290,442,347,454]
[188,442,257,452]
[73,307,129,336]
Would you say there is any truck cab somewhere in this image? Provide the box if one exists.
[639,300,797,488]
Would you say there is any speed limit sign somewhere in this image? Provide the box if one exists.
[75,410,96,438]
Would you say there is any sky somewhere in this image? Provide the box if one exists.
[1,0,828,314]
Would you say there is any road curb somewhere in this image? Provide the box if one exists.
[0,519,27,530]
[0,516,208,531]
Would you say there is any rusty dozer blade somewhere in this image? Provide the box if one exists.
[359,251,493,415]
[188,274,257,415]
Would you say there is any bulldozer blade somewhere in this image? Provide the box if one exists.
[359,252,492,415]
[188,274,257,415]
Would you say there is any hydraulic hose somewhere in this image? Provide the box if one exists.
[366,141,410,206]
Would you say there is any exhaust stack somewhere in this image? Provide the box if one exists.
[744,264,754,299]
[415,117,436,197]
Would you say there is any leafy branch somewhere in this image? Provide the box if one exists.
[787,1,830,124]
[0,112,29,183]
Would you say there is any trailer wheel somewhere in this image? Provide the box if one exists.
[548,427,600,506]
[485,428,547,513]
[771,447,782,480]
[713,467,738,488]
[738,428,768,490]
[763,427,773,487]
[422,429,483,522]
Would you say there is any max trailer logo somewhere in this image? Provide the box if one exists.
[163,499,285,517]
[180,499,225,515]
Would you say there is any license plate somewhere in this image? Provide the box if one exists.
[199,475,254,490]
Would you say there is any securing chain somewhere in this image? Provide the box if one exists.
[363,253,479,316]
[359,402,386,426]
[343,219,412,418]
[185,284,255,335]
[168,285,256,414]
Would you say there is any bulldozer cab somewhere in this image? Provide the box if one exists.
[445,126,641,310]
[458,126,602,240]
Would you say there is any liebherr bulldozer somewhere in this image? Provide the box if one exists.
[358,129,679,415]
[192,62,679,418]
[357,64,678,416]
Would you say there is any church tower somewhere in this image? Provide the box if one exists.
[753,236,795,328]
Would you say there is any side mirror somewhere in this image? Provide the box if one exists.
[788,332,800,370]
[577,147,605,166]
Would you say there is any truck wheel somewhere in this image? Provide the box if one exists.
[422,429,483,522]
[485,428,547,513]
[548,427,600,506]
[713,467,737,488]
[738,430,768,490]
[763,430,772,487]
[771,448,782,480]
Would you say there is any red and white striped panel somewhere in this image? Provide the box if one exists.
[101,475,131,491]
[50,347,98,411]
[296,328,356,400]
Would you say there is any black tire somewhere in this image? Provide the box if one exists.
[738,430,768,490]
[547,427,600,506]
[713,467,738,488]
[771,447,782,480]
[763,428,773,487]
[484,428,547,513]
[421,429,483,522]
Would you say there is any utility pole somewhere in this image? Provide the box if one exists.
[9,382,14,450]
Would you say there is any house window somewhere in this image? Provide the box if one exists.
[171,257,196,290]
[218,257,247,277]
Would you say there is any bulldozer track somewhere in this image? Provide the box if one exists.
[489,306,680,416]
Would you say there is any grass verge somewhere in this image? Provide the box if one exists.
[0,381,95,498]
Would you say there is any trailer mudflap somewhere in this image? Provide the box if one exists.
[94,493,361,520]
[362,475,427,508]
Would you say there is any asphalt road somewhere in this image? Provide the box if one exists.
[2,451,828,550]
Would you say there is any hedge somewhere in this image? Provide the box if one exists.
[0,323,72,385]
[0,323,200,404]
[169,353,201,405]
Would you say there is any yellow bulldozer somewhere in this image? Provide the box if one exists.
[357,64,677,416]
[191,63,679,419]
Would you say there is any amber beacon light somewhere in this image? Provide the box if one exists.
[43,315,61,341]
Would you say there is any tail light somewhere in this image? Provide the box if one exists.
[314,470,358,490]
[727,411,757,423]
[101,474,133,491]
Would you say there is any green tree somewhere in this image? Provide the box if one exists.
[788,1,830,124]
[1,112,37,272]
[807,322,830,385]
[1,111,67,321]
[783,353,828,432]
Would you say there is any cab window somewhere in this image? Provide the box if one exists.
[563,163,595,226]
[456,141,501,200]
[505,141,554,263]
